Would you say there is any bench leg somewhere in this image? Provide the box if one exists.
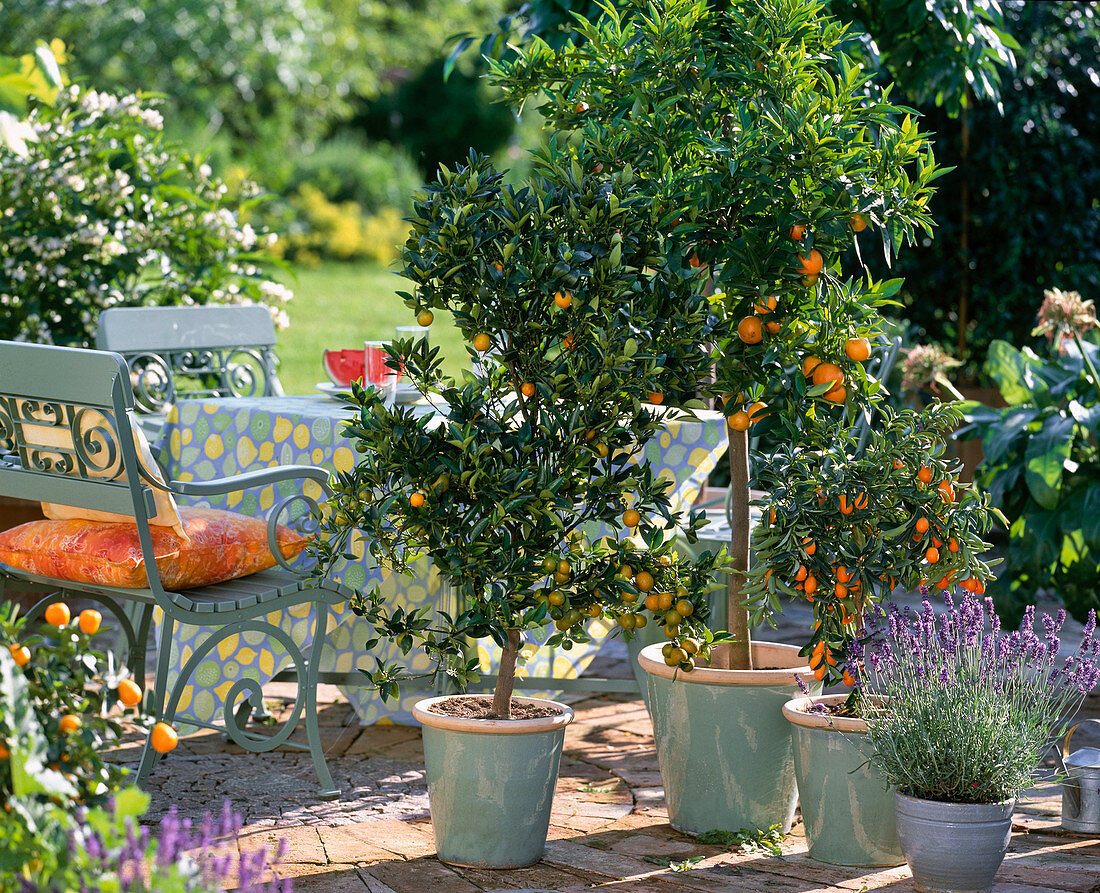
[305,601,339,799]
[135,613,176,788]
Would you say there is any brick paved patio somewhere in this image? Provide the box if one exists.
[107,626,1100,893]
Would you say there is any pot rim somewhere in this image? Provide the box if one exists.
[782,694,872,734]
[412,694,574,734]
[638,640,810,685]
[895,791,1016,812]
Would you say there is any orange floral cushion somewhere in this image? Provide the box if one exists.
[0,507,306,590]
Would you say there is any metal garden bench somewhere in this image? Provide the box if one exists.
[95,305,284,438]
[0,341,346,797]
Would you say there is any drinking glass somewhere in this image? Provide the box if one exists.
[364,340,399,404]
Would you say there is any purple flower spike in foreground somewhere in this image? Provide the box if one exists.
[861,595,1099,805]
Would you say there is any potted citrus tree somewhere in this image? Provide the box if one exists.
[314,149,727,868]
[757,403,1000,865]
[492,0,958,834]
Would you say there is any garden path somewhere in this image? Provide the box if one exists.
[105,592,1100,893]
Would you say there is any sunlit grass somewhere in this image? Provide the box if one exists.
[275,261,468,395]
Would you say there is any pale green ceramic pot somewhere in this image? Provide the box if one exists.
[413,695,573,869]
[783,695,904,867]
[639,641,812,834]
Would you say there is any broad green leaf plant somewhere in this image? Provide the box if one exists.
[314,150,729,718]
[960,291,1100,624]
[491,0,1001,678]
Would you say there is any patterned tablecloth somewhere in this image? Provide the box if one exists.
[155,394,728,726]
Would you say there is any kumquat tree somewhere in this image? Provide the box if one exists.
[491,0,1003,675]
[313,148,730,718]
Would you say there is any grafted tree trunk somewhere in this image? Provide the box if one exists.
[712,427,753,670]
[491,628,522,719]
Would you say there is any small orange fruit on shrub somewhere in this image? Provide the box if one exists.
[417,309,434,327]
[554,291,573,309]
[409,492,425,508]
[117,679,143,707]
[79,609,102,636]
[59,715,82,734]
[622,508,641,528]
[151,722,179,754]
[472,333,492,352]
[9,644,31,667]
[45,602,71,628]
[797,249,823,277]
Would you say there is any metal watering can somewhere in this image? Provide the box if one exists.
[1058,719,1100,834]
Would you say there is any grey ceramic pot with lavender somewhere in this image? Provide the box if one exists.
[894,793,1014,893]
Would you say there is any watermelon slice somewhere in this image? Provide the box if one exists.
[322,349,365,386]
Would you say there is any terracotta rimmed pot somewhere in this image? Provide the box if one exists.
[895,793,1014,893]
[413,695,574,869]
[638,641,813,834]
[783,695,904,866]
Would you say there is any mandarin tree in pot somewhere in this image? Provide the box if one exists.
[492,0,969,834]
[753,403,1001,865]
[315,149,726,868]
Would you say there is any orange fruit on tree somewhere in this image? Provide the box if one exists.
[554,291,573,309]
[893,458,904,470]
[802,536,817,556]
[117,679,142,707]
[0,742,8,759]
[795,564,809,582]
[409,492,425,508]
[417,309,434,327]
[812,362,845,401]
[472,333,492,352]
[150,722,179,754]
[44,602,70,628]
[842,670,856,687]
[9,644,30,667]
[803,574,818,596]
[853,491,868,510]
[622,508,641,528]
[658,591,674,611]
[915,517,930,534]
[838,494,853,515]
[634,570,655,592]
[78,609,101,636]
[754,295,779,315]
[764,319,782,335]
[746,401,768,422]
[737,316,764,344]
[797,249,823,278]
[788,224,806,241]
[849,213,868,233]
[727,411,750,431]
[521,382,536,399]
[644,593,661,612]
[491,261,503,273]
[647,391,664,405]
[562,333,576,351]
[918,465,932,484]
[949,537,959,553]
[844,337,871,362]
[835,583,848,598]
[574,101,589,113]
[802,355,823,378]
[925,547,940,564]
[937,481,955,504]
[59,715,82,735]
[675,599,694,617]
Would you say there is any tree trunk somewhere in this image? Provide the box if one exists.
[712,426,753,670]
[957,94,971,361]
[491,628,522,719]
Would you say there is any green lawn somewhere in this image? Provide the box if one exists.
[275,261,468,395]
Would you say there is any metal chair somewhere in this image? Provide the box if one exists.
[95,305,284,438]
[0,340,345,797]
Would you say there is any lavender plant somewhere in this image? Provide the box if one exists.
[859,594,1099,804]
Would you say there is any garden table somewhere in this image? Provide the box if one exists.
[154,394,728,726]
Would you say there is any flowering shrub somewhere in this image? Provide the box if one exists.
[0,85,291,346]
[859,594,1099,804]
[1032,287,1098,353]
[900,343,962,397]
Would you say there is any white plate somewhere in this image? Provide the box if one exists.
[315,381,352,397]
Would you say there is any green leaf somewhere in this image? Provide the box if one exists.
[1023,415,1074,509]
[985,340,1048,405]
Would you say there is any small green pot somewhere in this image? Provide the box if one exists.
[413,695,573,869]
[783,695,904,866]
[639,641,812,834]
